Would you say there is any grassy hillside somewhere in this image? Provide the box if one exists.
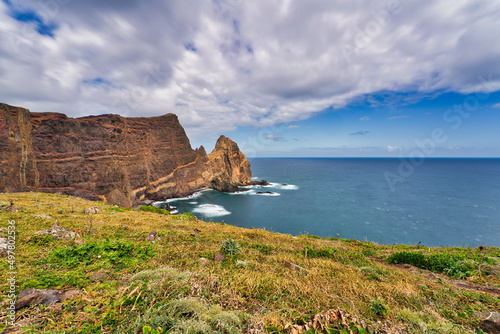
[0,193,499,333]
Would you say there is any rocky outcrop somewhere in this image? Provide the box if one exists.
[0,103,252,207]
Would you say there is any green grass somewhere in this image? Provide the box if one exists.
[386,250,495,279]
[139,206,171,215]
[0,193,499,333]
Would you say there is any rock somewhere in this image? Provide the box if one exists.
[474,312,500,334]
[3,327,24,334]
[190,232,197,237]
[247,180,270,186]
[0,237,8,256]
[91,271,109,282]
[213,252,226,262]
[199,257,210,265]
[35,222,80,241]
[84,207,100,214]
[15,289,61,310]
[284,261,305,271]
[34,214,53,219]
[194,228,201,233]
[0,103,252,207]
[256,191,275,195]
[61,289,80,302]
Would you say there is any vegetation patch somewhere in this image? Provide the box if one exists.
[1,193,499,334]
[386,251,480,279]
[46,239,154,269]
[139,206,171,215]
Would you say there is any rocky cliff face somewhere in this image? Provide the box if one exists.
[0,103,252,207]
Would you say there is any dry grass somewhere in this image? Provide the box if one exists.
[0,193,498,333]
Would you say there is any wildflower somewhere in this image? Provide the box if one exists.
[157,237,161,241]
[152,240,155,244]
[147,234,154,241]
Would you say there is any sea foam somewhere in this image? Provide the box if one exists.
[192,204,231,217]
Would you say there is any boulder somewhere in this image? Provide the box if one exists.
[213,252,226,262]
[0,237,8,256]
[15,289,61,310]
[61,289,80,302]
[247,180,270,186]
[84,207,100,214]
[35,222,80,241]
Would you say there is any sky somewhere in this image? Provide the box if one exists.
[1,0,500,157]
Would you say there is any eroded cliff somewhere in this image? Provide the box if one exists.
[0,103,252,207]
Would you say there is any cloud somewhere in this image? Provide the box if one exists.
[265,135,286,142]
[388,115,409,120]
[1,0,500,140]
[493,103,500,108]
[349,130,370,136]
[387,145,401,152]
[286,125,300,129]
[360,117,370,121]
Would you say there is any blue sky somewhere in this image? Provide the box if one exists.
[1,0,500,157]
[222,91,500,157]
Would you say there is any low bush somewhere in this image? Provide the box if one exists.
[221,238,241,255]
[139,206,170,215]
[386,251,477,279]
[46,239,154,268]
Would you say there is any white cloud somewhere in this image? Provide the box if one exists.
[265,135,286,142]
[388,115,409,120]
[1,0,500,140]
[286,125,300,129]
[493,103,500,108]
[387,145,401,152]
[360,117,370,121]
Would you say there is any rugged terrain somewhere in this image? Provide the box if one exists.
[0,103,251,208]
[0,193,499,333]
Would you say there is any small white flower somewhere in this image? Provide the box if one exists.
[98,255,101,258]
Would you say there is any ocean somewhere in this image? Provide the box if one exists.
[157,158,500,247]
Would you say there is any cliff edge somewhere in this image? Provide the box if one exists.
[0,103,252,207]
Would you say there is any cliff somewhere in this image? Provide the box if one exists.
[0,103,252,207]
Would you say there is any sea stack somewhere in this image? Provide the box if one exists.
[0,103,252,207]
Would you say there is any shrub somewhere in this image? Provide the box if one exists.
[370,299,388,317]
[46,239,154,268]
[386,251,476,279]
[139,206,170,215]
[221,238,241,255]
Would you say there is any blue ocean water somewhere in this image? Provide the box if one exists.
[159,158,500,247]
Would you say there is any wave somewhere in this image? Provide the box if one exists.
[255,191,280,196]
[192,204,231,217]
[240,182,299,191]
[229,189,281,196]
[267,183,299,190]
